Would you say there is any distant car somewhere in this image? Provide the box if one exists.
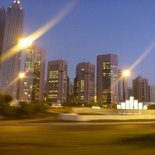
[92,106,101,109]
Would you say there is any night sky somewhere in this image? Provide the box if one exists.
[1,0,155,86]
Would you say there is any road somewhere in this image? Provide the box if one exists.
[0,120,155,130]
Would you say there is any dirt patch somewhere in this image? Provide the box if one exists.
[116,133,155,148]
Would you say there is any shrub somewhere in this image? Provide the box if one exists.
[0,92,13,104]
[0,93,14,117]
[16,101,49,118]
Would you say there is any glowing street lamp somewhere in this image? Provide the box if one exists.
[19,38,32,48]
[19,72,25,79]
[123,70,130,77]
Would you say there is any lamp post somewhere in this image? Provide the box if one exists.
[17,72,25,100]
[17,38,32,100]
[123,70,130,101]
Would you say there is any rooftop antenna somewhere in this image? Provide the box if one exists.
[14,0,20,3]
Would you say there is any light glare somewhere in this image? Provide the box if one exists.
[123,70,130,77]
[0,1,76,64]
[19,39,32,48]
[19,73,25,79]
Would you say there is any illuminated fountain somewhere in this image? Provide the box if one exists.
[117,96,147,110]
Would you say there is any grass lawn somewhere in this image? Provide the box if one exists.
[0,123,155,155]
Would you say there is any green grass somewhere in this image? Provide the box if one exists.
[0,123,155,155]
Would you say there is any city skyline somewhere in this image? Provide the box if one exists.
[1,0,155,85]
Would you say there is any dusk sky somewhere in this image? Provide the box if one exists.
[1,0,155,86]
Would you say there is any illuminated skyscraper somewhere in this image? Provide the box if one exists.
[21,45,45,101]
[0,0,23,98]
[132,75,149,102]
[74,62,95,103]
[149,85,155,102]
[97,54,118,105]
[46,60,68,103]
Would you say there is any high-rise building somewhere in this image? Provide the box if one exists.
[69,82,74,95]
[132,75,149,102]
[0,0,23,98]
[21,45,45,101]
[74,62,95,103]
[46,60,68,103]
[97,54,118,105]
[118,70,124,102]
[149,85,155,102]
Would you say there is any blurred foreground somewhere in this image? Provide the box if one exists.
[0,122,155,155]
[1,93,155,154]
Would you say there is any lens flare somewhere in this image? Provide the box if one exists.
[110,40,155,101]
[0,1,77,63]
[3,71,27,92]
[129,40,155,71]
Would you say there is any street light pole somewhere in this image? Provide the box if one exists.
[17,72,25,100]
[123,70,130,101]
[17,38,32,100]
